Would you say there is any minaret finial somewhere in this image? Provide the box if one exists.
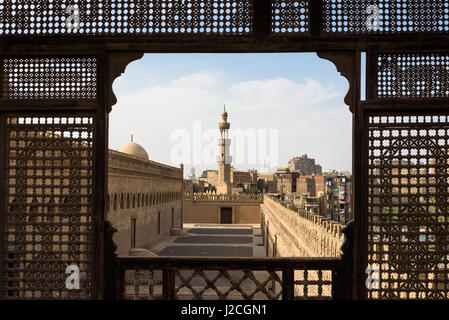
[131,134,134,142]
[224,104,226,112]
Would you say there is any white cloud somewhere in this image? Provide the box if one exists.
[172,71,225,88]
[110,70,351,173]
[228,77,338,111]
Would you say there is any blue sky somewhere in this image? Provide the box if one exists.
[110,53,355,176]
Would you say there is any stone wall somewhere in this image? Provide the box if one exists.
[261,195,344,258]
[107,150,183,256]
[261,195,345,298]
[183,193,262,224]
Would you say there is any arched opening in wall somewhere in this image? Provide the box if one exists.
[109,53,352,264]
[113,194,118,211]
[131,217,137,249]
[120,194,124,210]
[106,195,110,214]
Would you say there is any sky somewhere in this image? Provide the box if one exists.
[109,53,356,176]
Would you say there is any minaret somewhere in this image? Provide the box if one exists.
[216,105,232,195]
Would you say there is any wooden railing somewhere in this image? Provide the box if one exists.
[103,219,354,300]
[114,256,351,300]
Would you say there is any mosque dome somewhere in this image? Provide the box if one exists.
[119,137,149,160]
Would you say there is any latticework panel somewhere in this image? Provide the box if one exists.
[272,0,309,34]
[323,0,449,34]
[294,269,332,300]
[368,114,449,299]
[2,114,95,299]
[1,57,97,100]
[175,269,282,300]
[0,1,253,36]
[124,270,163,300]
[377,53,449,99]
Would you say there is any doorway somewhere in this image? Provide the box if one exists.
[220,207,233,224]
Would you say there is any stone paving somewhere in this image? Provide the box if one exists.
[150,223,265,258]
[174,235,253,244]
[158,245,253,257]
[187,228,253,235]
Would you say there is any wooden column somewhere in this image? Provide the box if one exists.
[162,269,176,300]
[282,268,295,300]
[253,0,272,42]
[351,49,365,300]
[103,51,144,299]
[316,50,361,300]
[309,0,323,36]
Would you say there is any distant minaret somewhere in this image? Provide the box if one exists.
[216,105,232,195]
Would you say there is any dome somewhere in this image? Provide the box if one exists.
[119,141,149,160]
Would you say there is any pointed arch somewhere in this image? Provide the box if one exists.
[113,194,118,211]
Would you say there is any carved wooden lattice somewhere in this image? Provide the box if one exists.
[377,53,449,99]
[294,269,332,300]
[2,114,95,299]
[368,114,449,299]
[0,0,253,36]
[272,0,308,34]
[323,0,449,34]
[0,0,448,37]
[122,267,337,300]
[175,269,282,300]
[124,270,163,300]
[1,57,97,100]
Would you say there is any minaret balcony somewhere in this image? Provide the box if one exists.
[217,156,232,164]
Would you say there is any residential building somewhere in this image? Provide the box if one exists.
[288,154,322,175]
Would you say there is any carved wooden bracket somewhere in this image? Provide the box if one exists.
[103,219,119,300]
[341,221,354,259]
[316,51,357,113]
[340,221,355,299]
[107,52,144,112]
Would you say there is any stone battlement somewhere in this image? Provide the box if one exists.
[108,149,182,180]
[184,192,263,205]
[261,195,344,258]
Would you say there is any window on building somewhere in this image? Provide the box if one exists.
[157,212,161,234]
[131,217,136,248]
[172,207,175,228]
[113,194,118,211]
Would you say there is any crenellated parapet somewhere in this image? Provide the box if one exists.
[261,195,344,258]
[184,192,263,205]
[109,150,182,181]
